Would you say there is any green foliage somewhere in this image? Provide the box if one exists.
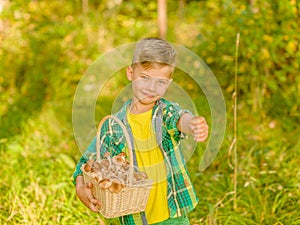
[189,0,300,122]
[1,0,299,224]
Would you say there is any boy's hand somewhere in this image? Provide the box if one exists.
[76,175,101,212]
[188,116,209,142]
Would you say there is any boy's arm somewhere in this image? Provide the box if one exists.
[177,113,209,142]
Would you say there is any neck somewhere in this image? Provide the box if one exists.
[129,100,155,114]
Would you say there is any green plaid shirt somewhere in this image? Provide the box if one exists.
[72,98,199,225]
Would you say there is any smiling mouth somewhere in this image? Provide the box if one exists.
[142,93,159,99]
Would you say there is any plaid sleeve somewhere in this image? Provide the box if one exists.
[163,103,192,141]
[71,137,97,185]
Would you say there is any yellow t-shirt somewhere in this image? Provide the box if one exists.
[127,109,169,224]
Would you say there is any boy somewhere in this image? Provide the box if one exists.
[73,37,209,225]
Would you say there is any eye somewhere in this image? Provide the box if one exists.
[158,79,169,85]
[140,75,150,81]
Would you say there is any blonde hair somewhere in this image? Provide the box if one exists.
[132,37,176,69]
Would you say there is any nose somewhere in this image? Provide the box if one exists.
[146,78,157,91]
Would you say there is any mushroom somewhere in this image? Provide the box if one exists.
[99,159,109,169]
[109,182,124,194]
[91,161,102,172]
[84,159,96,172]
[118,152,126,160]
[83,163,92,172]
[122,160,130,171]
[112,155,125,171]
[109,178,125,194]
[85,151,149,192]
[103,152,111,158]
[99,179,112,190]
[133,171,148,181]
[94,172,103,182]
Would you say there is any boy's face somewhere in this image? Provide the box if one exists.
[127,63,173,109]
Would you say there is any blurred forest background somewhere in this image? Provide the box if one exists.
[0,0,300,224]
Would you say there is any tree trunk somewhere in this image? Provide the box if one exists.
[82,0,88,14]
[249,0,255,6]
[157,0,167,39]
[178,0,186,18]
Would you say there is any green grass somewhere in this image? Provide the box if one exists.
[1,99,299,225]
[188,110,300,225]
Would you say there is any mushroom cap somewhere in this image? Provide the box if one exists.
[122,161,130,171]
[99,179,112,190]
[103,152,111,158]
[94,172,103,182]
[118,152,126,158]
[90,161,101,172]
[109,182,124,194]
[112,155,124,167]
[99,159,109,169]
[83,163,92,172]
[133,171,148,181]
[86,152,148,190]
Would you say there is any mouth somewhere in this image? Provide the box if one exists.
[142,92,159,99]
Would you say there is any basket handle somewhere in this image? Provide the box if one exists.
[96,115,134,184]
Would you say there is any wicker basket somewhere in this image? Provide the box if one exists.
[81,115,152,218]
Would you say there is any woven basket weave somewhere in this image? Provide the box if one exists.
[81,115,152,218]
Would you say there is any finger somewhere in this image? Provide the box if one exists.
[193,116,206,124]
[85,188,98,204]
[193,130,209,142]
[199,131,209,139]
[89,202,100,212]
[195,133,209,142]
[193,125,209,134]
[194,131,208,139]
[193,128,206,134]
[191,120,207,129]
[86,197,101,212]
[194,135,208,142]
[91,198,101,206]
[198,116,206,123]
[191,123,206,131]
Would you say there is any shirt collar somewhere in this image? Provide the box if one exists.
[115,98,166,125]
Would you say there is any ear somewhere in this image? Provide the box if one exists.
[126,66,133,81]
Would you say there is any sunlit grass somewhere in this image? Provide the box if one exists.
[188,110,300,225]
[0,104,117,225]
[1,97,300,224]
